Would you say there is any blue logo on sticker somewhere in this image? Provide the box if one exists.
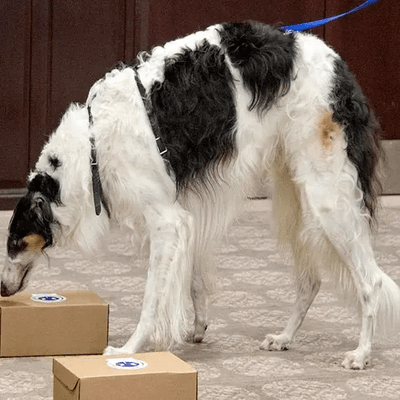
[39,296,58,301]
[31,293,66,303]
[107,357,148,371]
[115,361,141,368]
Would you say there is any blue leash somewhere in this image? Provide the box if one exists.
[282,0,379,32]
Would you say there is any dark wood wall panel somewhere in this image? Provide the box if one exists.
[0,0,136,209]
[147,0,325,48]
[49,0,127,150]
[132,0,151,57]
[125,0,138,62]
[1,0,399,209]
[30,0,52,171]
[27,0,138,170]
[0,1,31,189]
[325,0,400,140]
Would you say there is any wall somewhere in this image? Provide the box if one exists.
[0,0,398,208]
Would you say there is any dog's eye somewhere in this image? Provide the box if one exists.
[7,237,28,258]
[17,240,27,252]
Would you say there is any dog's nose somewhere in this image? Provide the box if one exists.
[1,282,11,297]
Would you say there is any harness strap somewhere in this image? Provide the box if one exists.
[87,69,170,217]
[134,71,168,157]
[88,105,111,218]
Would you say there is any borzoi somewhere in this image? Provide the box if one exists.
[2,22,399,369]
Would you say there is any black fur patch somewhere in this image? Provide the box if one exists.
[48,155,62,171]
[7,173,61,256]
[8,194,57,256]
[220,22,297,113]
[28,173,62,205]
[330,58,382,223]
[149,41,237,194]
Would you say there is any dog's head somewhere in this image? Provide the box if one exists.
[1,173,61,297]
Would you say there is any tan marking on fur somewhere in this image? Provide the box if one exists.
[318,111,342,149]
[24,234,45,252]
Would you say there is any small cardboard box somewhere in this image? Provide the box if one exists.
[0,291,108,357]
[53,352,198,400]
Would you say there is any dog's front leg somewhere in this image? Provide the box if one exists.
[104,202,194,355]
[103,265,166,355]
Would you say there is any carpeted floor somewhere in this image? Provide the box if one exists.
[0,198,400,400]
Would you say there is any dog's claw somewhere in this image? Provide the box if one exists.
[341,349,371,370]
[260,334,290,351]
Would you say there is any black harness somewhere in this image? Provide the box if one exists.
[88,105,111,218]
[134,71,168,157]
[87,69,168,218]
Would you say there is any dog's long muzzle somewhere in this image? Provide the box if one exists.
[1,257,33,297]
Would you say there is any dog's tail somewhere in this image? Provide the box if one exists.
[332,255,400,334]
[375,269,400,333]
[328,242,400,334]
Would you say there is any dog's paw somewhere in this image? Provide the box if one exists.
[341,349,371,370]
[103,345,129,356]
[260,334,290,351]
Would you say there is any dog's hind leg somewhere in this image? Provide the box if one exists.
[278,112,400,369]
[261,160,322,351]
[261,259,321,351]
[295,164,382,369]
[104,200,194,355]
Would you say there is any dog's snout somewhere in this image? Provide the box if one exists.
[1,257,35,297]
[1,281,12,297]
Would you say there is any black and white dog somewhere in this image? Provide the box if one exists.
[2,22,399,369]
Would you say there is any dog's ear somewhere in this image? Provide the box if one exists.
[29,193,55,248]
[30,193,50,222]
[28,173,61,205]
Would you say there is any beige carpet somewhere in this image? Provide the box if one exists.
[0,198,400,400]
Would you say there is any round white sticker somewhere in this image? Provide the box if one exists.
[31,293,66,303]
[107,358,148,371]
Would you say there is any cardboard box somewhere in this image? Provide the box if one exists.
[53,352,197,400]
[0,291,108,357]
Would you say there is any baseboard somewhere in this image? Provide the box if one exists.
[381,140,400,195]
[0,189,27,210]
